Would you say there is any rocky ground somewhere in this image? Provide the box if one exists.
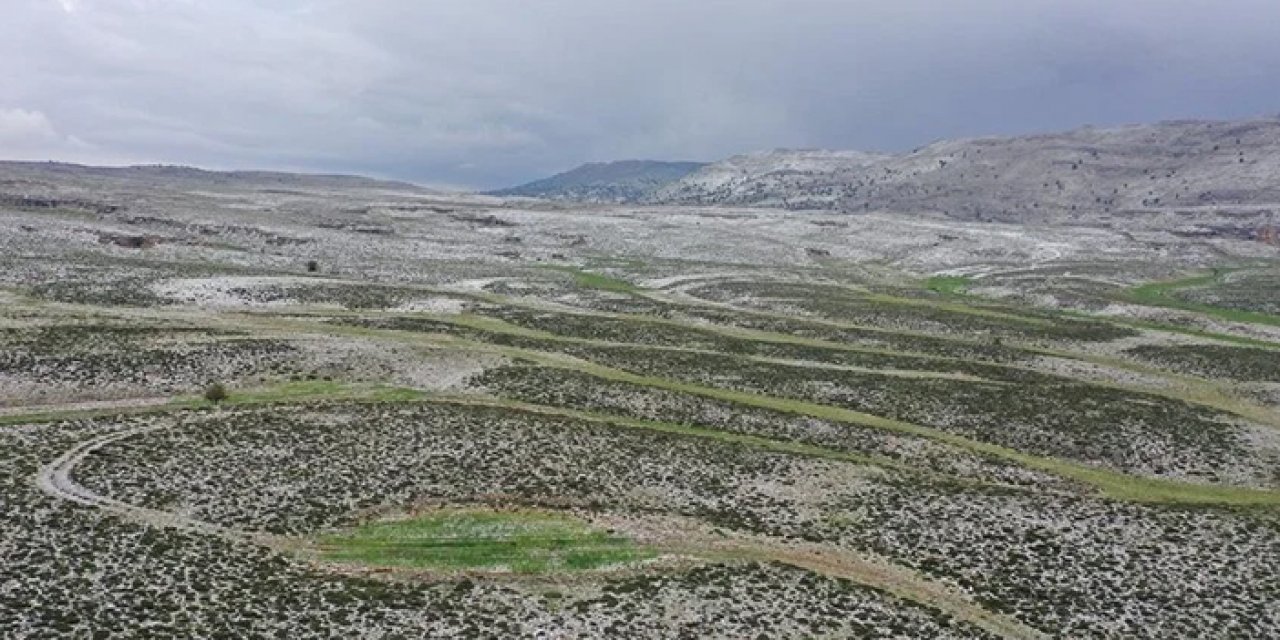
[1,162,1278,638]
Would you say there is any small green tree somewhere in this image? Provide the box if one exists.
[204,382,229,404]
[306,260,320,273]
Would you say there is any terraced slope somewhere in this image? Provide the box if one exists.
[3,163,1279,638]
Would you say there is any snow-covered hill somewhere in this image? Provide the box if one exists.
[488,160,705,203]
[650,118,1280,232]
[651,149,885,209]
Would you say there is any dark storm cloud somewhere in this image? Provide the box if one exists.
[2,0,1279,188]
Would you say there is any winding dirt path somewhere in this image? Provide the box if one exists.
[32,407,1044,640]
[33,420,289,547]
[602,513,1047,640]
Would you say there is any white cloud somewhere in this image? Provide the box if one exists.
[0,108,59,142]
[0,106,119,163]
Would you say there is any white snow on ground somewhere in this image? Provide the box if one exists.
[1244,382,1280,410]
[641,272,755,290]
[291,340,502,391]
[151,276,345,308]
[392,297,467,314]
[442,278,505,292]
[153,276,471,313]
[1031,354,1182,390]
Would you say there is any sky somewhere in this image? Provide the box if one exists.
[2,0,1279,190]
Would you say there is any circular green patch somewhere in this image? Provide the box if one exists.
[318,508,652,574]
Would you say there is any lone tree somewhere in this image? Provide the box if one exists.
[306,260,319,273]
[204,382,229,404]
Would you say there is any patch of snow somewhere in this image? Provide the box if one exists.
[392,297,466,314]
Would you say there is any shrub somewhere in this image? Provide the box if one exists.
[306,260,320,273]
[204,382,229,403]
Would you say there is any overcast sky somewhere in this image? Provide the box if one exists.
[2,0,1279,189]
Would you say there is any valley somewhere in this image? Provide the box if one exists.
[1,153,1278,638]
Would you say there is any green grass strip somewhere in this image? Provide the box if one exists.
[0,380,425,427]
[1126,268,1280,328]
[266,314,1280,507]
[499,348,1280,508]
[542,265,639,294]
[434,393,933,479]
[1060,310,1280,350]
[319,508,650,573]
[923,275,975,296]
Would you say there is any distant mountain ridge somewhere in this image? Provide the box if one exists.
[487,160,706,202]
[491,117,1280,235]
[0,161,432,193]
[650,117,1280,225]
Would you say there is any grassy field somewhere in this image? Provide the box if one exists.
[318,508,651,574]
[543,265,639,294]
[1127,267,1280,327]
[924,275,974,295]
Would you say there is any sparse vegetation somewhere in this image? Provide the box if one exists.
[1128,267,1280,327]
[5,159,1280,638]
[203,382,229,403]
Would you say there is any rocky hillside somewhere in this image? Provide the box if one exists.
[650,118,1280,231]
[488,160,705,202]
[651,149,886,210]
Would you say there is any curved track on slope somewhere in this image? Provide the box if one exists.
[34,421,289,547]
[31,403,1045,640]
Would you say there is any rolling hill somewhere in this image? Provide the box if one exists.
[487,160,706,202]
[651,118,1280,229]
